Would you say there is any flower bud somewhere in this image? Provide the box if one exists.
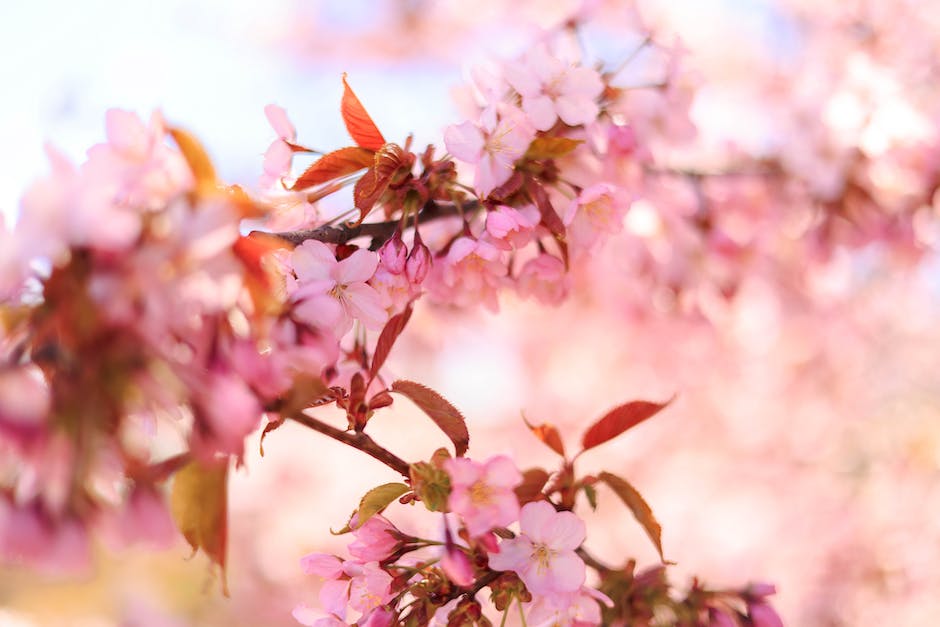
[378,231,407,274]
[406,235,432,284]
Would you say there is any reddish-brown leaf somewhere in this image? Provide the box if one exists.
[341,73,386,151]
[370,302,414,380]
[529,183,566,237]
[598,471,664,561]
[170,459,230,594]
[580,398,673,453]
[353,143,406,217]
[259,417,285,457]
[514,468,550,505]
[523,415,566,458]
[290,146,374,191]
[391,380,469,456]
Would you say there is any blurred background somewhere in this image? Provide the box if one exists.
[2,0,940,625]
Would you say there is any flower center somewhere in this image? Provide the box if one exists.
[469,479,493,505]
[530,542,555,572]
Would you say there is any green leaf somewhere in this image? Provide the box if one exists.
[391,380,469,456]
[170,459,229,594]
[583,483,598,511]
[357,482,410,525]
[598,471,664,561]
[525,136,583,160]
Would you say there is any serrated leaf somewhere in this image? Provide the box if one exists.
[341,74,386,151]
[391,380,469,457]
[358,482,410,525]
[169,126,218,197]
[170,460,229,594]
[290,146,374,191]
[370,302,413,380]
[580,398,673,453]
[353,143,405,218]
[598,471,663,561]
[515,468,550,505]
[525,136,583,160]
[522,415,566,458]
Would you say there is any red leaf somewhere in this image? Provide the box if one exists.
[529,183,566,238]
[580,398,673,453]
[522,415,566,458]
[515,468,550,505]
[598,471,664,561]
[391,380,469,456]
[354,143,406,218]
[370,302,414,380]
[290,146,374,191]
[342,73,386,151]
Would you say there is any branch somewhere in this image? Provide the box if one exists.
[288,411,411,477]
[577,546,614,575]
[259,200,468,249]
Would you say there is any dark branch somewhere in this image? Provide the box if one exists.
[288,411,411,477]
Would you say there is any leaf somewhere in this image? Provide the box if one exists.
[582,483,598,511]
[290,146,374,191]
[514,468,550,505]
[353,143,406,218]
[391,380,469,456]
[525,136,583,160]
[529,183,566,238]
[370,302,413,380]
[580,398,673,453]
[341,73,386,151]
[357,482,410,525]
[598,471,663,561]
[259,417,285,457]
[522,415,566,458]
[170,460,229,594]
[169,126,218,196]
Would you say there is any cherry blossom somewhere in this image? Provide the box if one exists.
[262,103,298,188]
[443,454,522,537]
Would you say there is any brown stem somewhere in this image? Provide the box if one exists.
[288,411,411,477]
[577,546,614,575]
[258,200,468,249]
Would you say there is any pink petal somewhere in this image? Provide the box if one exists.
[483,455,523,488]
[294,294,346,334]
[561,66,605,99]
[541,510,586,551]
[342,282,388,329]
[554,95,599,127]
[444,457,482,487]
[104,109,148,156]
[319,579,351,620]
[300,553,344,578]
[475,153,511,198]
[504,60,541,97]
[264,103,296,140]
[334,249,379,285]
[444,121,484,163]
[545,550,585,592]
[292,240,337,282]
[519,501,557,541]
[487,536,533,572]
[290,603,322,626]
[263,140,293,180]
[523,95,557,132]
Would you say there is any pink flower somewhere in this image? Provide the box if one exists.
[564,183,631,252]
[504,45,604,131]
[445,105,535,197]
[378,233,407,274]
[527,586,612,626]
[441,542,475,587]
[444,455,522,537]
[487,500,586,595]
[484,205,540,250]
[369,266,417,316]
[517,254,570,306]
[348,514,400,562]
[747,602,784,627]
[297,553,394,624]
[289,240,388,337]
[405,235,432,284]
[429,237,508,312]
[262,104,297,188]
[192,371,262,458]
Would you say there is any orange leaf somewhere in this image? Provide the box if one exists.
[514,468,550,505]
[169,126,218,198]
[580,398,673,454]
[341,73,386,151]
[598,471,664,561]
[353,143,406,218]
[170,459,229,594]
[525,136,583,160]
[523,415,566,458]
[391,380,469,456]
[290,146,374,191]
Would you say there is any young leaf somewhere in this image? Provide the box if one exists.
[341,73,386,151]
[529,183,566,238]
[391,380,469,456]
[514,468,550,505]
[353,143,405,217]
[522,415,566,458]
[525,136,583,160]
[582,483,598,511]
[290,146,374,191]
[370,302,414,380]
[580,398,673,454]
[357,482,410,525]
[169,126,218,197]
[170,459,229,594]
[598,471,664,561]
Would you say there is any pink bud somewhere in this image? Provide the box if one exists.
[378,232,407,274]
[441,543,475,587]
[747,602,784,627]
[708,607,736,627]
[406,236,432,284]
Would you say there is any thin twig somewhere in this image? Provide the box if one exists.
[288,411,411,477]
